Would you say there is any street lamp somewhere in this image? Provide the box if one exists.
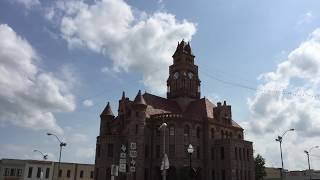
[275,128,294,180]
[47,133,66,180]
[304,146,319,180]
[159,123,168,180]
[187,144,194,180]
[33,150,48,160]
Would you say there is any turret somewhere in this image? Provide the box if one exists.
[167,40,201,100]
[99,102,114,136]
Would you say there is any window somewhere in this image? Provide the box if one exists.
[196,127,200,138]
[90,171,94,179]
[37,168,41,178]
[135,111,139,117]
[196,146,200,159]
[235,147,238,160]
[135,124,138,134]
[169,126,175,136]
[80,170,84,178]
[243,148,246,161]
[45,168,50,179]
[4,168,10,176]
[145,144,149,158]
[236,169,239,180]
[248,171,251,180]
[211,128,215,139]
[108,144,114,157]
[184,125,190,136]
[156,145,160,158]
[169,144,175,158]
[211,147,214,160]
[28,167,33,178]
[156,125,161,136]
[185,145,189,158]
[220,147,225,160]
[67,170,71,178]
[144,168,149,180]
[58,169,62,177]
[221,170,225,180]
[238,134,242,139]
[17,169,22,177]
[94,168,99,180]
[221,130,224,139]
[247,149,250,161]
[10,168,15,176]
[96,144,101,158]
[239,148,242,161]
[211,170,215,180]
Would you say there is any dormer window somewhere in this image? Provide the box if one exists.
[174,72,179,79]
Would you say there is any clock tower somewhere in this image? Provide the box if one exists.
[167,40,201,101]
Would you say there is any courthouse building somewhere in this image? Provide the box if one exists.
[95,40,254,180]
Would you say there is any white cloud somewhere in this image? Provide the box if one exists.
[297,11,314,25]
[48,0,196,94]
[68,133,89,144]
[0,24,76,134]
[13,0,40,9]
[82,99,93,107]
[245,28,320,170]
[75,147,95,160]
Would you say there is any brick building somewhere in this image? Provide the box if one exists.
[95,40,254,180]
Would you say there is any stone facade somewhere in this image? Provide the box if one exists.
[95,40,254,180]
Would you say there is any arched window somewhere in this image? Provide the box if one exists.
[169,125,175,136]
[238,134,242,139]
[184,125,190,137]
[221,130,224,139]
[211,128,215,139]
[196,127,200,138]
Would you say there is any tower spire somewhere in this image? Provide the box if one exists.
[101,102,114,116]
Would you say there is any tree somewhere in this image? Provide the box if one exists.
[255,154,267,180]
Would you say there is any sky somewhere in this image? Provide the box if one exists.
[1,0,320,171]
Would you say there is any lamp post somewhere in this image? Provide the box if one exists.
[47,133,66,180]
[187,144,194,180]
[275,128,294,180]
[304,146,319,180]
[33,150,48,179]
[159,123,168,180]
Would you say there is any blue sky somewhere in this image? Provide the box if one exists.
[1,0,320,170]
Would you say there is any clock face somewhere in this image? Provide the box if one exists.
[174,72,179,79]
[188,72,193,79]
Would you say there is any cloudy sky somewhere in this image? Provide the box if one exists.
[1,0,320,170]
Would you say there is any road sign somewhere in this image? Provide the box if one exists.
[130,166,136,172]
[130,142,136,150]
[119,159,126,164]
[121,144,127,152]
[120,152,126,158]
[119,164,126,172]
[111,165,119,176]
[130,159,136,166]
[129,150,137,158]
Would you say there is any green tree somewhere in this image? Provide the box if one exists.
[255,154,267,180]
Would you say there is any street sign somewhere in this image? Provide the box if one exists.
[119,159,126,164]
[130,142,136,150]
[129,150,137,158]
[130,166,136,172]
[119,164,126,172]
[121,144,127,152]
[111,165,119,176]
[130,159,136,166]
[120,153,126,158]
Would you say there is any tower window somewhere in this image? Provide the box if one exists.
[27,167,33,178]
[169,144,175,158]
[211,147,214,160]
[80,170,84,178]
[196,146,200,159]
[107,144,114,157]
[211,128,215,139]
[196,127,200,138]
[169,125,175,136]
[220,147,225,160]
[67,170,71,178]
[184,125,190,136]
